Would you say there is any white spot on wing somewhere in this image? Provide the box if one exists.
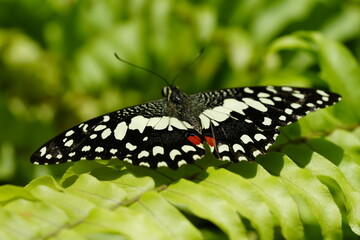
[64,139,74,147]
[223,98,248,115]
[279,115,287,121]
[139,162,150,167]
[138,150,150,159]
[177,159,187,167]
[240,134,253,144]
[238,156,247,161]
[306,103,315,108]
[218,144,230,153]
[258,92,270,98]
[244,87,254,93]
[316,90,329,97]
[95,147,104,152]
[203,109,230,122]
[40,147,47,157]
[110,149,118,154]
[233,144,245,153]
[199,113,211,129]
[45,154,52,159]
[182,121,193,129]
[94,125,107,131]
[82,145,91,152]
[157,161,168,167]
[170,117,188,130]
[90,134,97,139]
[291,103,301,109]
[260,98,275,105]
[211,120,219,126]
[147,117,161,128]
[152,146,164,156]
[253,150,262,157]
[285,108,293,115]
[221,156,231,161]
[169,149,181,160]
[101,128,112,139]
[242,98,268,112]
[254,133,266,141]
[65,130,74,137]
[212,106,232,115]
[266,86,277,94]
[124,158,133,164]
[292,93,305,99]
[129,115,149,133]
[103,115,110,122]
[114,122,128,141]
[262,117,272,126]
[182,145,196,153]
[82,124,88,132]
[265,143,272,150]
[282,87,293,91]
[154,116,170,130]
[126,142,137,151]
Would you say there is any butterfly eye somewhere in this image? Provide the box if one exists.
[162,86,171,98]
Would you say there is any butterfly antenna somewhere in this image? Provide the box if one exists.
[171,48,205,85]
[114,53,171,86]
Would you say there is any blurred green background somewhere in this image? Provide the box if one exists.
[1,0,360,185]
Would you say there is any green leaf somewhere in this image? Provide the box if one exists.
[3,199,69,239]
[0,185,35,203]
[28,183,95,220]
[163,179,248,240]
[197,167,275,240]
[260,153,343,239]
[228,163,304,240]
[130,191,202,240]
[65,174,127,208]
[74,207,168,240]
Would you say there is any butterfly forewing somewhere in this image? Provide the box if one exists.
[31,100,205,169]
[191,86,341,162]
[31,86,341,169]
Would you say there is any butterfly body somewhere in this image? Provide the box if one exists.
[31,86,341,169]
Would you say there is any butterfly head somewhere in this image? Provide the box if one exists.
[162,85,188,104]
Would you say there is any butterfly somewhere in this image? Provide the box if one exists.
[31,85,341,169]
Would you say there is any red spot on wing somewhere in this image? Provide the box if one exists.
[187,135,202,145]
[204,136,215,147]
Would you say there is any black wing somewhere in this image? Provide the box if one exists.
[31,100,205,169]
[190,86,341,162]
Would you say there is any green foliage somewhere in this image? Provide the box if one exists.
[1,0,360,239]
